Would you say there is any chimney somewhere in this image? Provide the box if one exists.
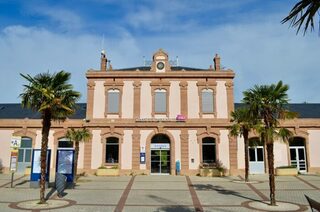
[100,50,107,71]
[213,54,220,71]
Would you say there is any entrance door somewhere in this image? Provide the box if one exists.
[290,147,306,172]
[249,146,265,174]
[17,137,32,173]
[151,145,170,175]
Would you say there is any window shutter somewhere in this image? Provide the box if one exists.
[202,90,214,113]
[108,91,119,113]
[155,91,166,113]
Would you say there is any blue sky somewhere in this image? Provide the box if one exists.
[0,0,319,103]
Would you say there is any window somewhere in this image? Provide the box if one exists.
[249,147,264,162]
[18,137,32,163]
[202,89,214,113]
[202,137,216,163]
[58,138,73,148]
[107,89,120,113]
[154,89,167,113]
[249,148,256,162]
[106,137,119,163]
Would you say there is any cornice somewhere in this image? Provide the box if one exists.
[1,118,320,129]
[86,70,235,79]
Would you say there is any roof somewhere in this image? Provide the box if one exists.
[235,103,320,118]
[0,103,319,119]
[0,103,86,119]
[115,66,206,71]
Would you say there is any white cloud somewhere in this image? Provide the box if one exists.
[0,7,319,104]
[26,5,83,31]
[0,25,100,103]
[124,0,257,32]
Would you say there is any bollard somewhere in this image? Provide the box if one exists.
[176,160,181,175]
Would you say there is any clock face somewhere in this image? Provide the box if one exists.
[157,62,165,70]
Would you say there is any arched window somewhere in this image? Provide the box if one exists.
[201,89,214,113]
[107,89,120,113]
[154,89,167,113]
[202,137,216,163]
[151,134,170,143]
[106,137,119,163]
[58,138,73,148]
[289,137,305,146]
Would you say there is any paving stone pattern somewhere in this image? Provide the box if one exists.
[0,173,319,211]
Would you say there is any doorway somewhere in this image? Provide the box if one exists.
[17,137,32,173]
[289,137,307,173]
[151,149,170,175]
[249,138,265,174]
[150,134,171,175]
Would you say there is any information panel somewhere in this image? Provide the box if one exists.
[9,152,18,172]
[30,149,51,185]
[56,149,75,183]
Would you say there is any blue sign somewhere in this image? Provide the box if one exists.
[56,149,75,183]
[30,149,51,185]
[140,152,146,164]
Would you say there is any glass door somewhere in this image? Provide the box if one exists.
[160,150,170,174]
[151,150,161,174]
[17,138,32,173]
[249,146,265,174]
[290,147,307,172]
[151,149,170,175]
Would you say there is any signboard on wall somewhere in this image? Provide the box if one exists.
[140,152,145,164]
[10,136,21,150]
[151,143,170,150]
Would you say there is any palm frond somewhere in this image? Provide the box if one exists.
[281,0,320,35]
[20,70,81,119]
[66,128,91,143]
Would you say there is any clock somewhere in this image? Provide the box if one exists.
[157,62,165,70]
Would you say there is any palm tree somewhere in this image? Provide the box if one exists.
[65,128,91,182]
[281,0,320,35]
[229,107,257,182]
[20,71,80,203]
[243,81,295,206]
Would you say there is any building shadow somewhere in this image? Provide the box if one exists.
[156,206,194,212]
[45,187,57,200]
[147,195,194,212]
[192,184,264,203]
[15,180,29,186]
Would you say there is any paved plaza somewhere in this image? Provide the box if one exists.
[0,173,319,211]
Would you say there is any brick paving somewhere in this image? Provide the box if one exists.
[0,173,319,211]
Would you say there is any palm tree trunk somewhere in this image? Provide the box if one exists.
[74,141,79,183]
[39,110,51,204]
[266,143,276,206]
[243,130,249,182]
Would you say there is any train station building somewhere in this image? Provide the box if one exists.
[0,49,319,176]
